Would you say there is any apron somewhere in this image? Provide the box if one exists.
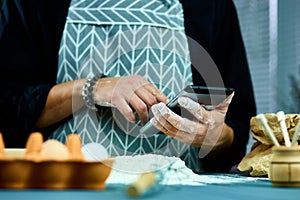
[51,0,202,173]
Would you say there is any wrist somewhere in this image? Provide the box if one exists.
[73,79,87,97]
[219,124,234,148]
[209,123,234,155]
[81,74,103,111]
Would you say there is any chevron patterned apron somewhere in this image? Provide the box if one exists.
[51,0,202,172]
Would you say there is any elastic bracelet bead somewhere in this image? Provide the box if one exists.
[81,74,102,111]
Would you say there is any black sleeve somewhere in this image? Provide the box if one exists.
[0,0,70,147]
[0,85,54,148]
[181,0,257,172]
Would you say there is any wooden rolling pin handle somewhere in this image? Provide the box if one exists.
[127,172,156,198]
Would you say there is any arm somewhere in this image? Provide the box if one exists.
[181,0,256,172]
[36,76,169,129]
[0,0,169,148]
[0,0,74,147]
[201,0,256,172]
[34,80,85,129]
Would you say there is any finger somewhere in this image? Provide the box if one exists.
[154,90,169,104]
[127,93,149,125]
[165,111,208,136]
[214,92,235,111]
[150,118,177,138]
[151,118,203,146]
[134,83,158,108]
[110,80,149,124]
[151,103,179,133]
[152,103,208,136]
[113,97,137,123]
[178,97,210,122]
[143,83,169,104]
[151,117,191,142]
[128,75,169,104]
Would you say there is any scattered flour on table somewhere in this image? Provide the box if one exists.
[106,154,265,185]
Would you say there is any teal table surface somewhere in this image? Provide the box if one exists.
[1,174,300,200]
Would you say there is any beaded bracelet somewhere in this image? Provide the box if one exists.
[81,74,103,111]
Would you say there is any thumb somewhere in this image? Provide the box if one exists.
[214,92,234,111]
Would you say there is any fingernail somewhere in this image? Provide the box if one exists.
[195,109,203,120]
[151,105,159,116]
[226,92,234,104]
[205,117,216,130]
[156,102,165,109]
[151,118,157,125]
[161,104,171,115]
[188,126,195,133]
[225,96,233,104]
[178,97,187,107]
[166,98,170,104]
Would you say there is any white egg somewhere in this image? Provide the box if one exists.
[40,139,70,160]
[81,143,109,161]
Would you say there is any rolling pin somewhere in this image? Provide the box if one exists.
[127,172,156,198]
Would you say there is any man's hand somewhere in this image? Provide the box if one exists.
[93,75,169,125]
[150,93,234,155]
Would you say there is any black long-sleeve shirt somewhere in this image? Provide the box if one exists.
[0,0,70,147]
[180,0,256,172]
[0,0,256,172]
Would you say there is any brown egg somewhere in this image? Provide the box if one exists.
[40,139,70,160]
